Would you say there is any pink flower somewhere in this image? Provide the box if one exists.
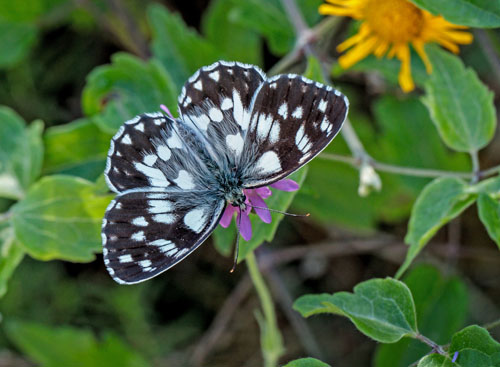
[219,179,299,241]
[160,104,175,119]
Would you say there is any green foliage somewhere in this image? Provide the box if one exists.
[375,265,468,367]
[82,53,177,134]
[0,226,24,298]
[417,354,454,367]
[0,21,37,68]
[422,46,496,153]
[43,119,112,181]
[202,0,262,65]
[0,106,43,199]
[284,357,331,367]
[410,0,500,28]
[148,4,222,91]
[449,325,500,366]
[5,320,150,367]
[477,193,500,249]
[398,177,476,278]
[294,278,418,343]
[11,175,112,261]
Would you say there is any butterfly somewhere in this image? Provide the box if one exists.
[101,61,349,284]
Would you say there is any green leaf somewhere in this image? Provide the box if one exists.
[11,175,113,262]
[422,46,496,153]
[43,118,112,181]
[409,0,500,28]
[213,168,308,260]
[227,0,295,55]
[202,0,262,65]
[82,52,177,134]
[398,177,475,278]
[148,3,222,91]
[0,20,37,68]
[0,226,24,298]
[449,325,500,367]
[0,106,43,199]
[477,193,500,249]
[5,320,151,367]
[284,357,331,367]
[304,56,325,83]
[417,354,454,367]
[293,278,418,343]
[375,265,468,367]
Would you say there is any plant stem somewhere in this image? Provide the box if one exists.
[415,333,446,355]
[246,252,284,367]
[470,150,481,184]
[484,318,500,331]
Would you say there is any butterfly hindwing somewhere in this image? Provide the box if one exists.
[240,74,349,187]
[105,113,215,193]
[102,189,225,284]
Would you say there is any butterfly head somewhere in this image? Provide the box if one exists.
[225,187,247,210]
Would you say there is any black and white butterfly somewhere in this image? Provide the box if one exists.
[102,61,349,284]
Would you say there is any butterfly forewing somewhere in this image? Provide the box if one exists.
[178,61,266,165]
[240,74,348,187]
[102,190,225,284]
[105,113,215,193]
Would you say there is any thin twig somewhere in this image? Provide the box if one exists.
[470,150,481,184]
[265,265,325,360]
[279,0,373,164]
[191,275,253,367]
[484,318,500,331]
[415,333,446,355]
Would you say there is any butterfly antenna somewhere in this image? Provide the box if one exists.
[230,212,242,273]
[246,204,310,217]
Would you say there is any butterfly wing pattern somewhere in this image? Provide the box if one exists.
[102,61,349,284]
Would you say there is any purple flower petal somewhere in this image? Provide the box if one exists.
[247,190,272,223]
[452,351,459,363]
[160,104,174,119]
[270,179,299,192]
[237,210,252,241]
[254,186,272,199]
[219,205,237,228]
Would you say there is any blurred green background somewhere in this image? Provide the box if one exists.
[0,0,499,366]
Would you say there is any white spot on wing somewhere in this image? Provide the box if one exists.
[174,170,195,189]
[221,98,233,110]
[292,106,303,119]
[121,134,132,144]
[209,71,219,81]
[139,259,152,268]
[148,200,173,214]
[226,133,244,156]
[318,99,327,113]
[153,213,176,224]
[232,90,249,130]
[320,117,330,132]
[296,125,305,144]
[255,151,281,174]
[132,217,148,227]
[184,208,207,233]
[167,133,183,149]
[119,254,133,263]
[194,80,202,90]
[157,145,171,161]
[257,114,273,140]
[143,154,157,166]
[135,122,145,132]
[150,239,176,254]
[190,114,210,130]
[278,103,288,119]
[132,231,145,242]
[209,107,223,122]
[135,163,167,183]
[268,123,280,144]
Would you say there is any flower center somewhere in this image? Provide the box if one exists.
[362,0,424,43]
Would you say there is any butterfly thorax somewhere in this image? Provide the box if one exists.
[217,169,246,209]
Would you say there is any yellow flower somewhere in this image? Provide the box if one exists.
[320,0,473,92]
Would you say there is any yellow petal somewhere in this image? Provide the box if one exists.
[337,23,371,52]
[338,36,379,69]
[319,4,355,16]
[412,41,432,74]
[395,44,415,92]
